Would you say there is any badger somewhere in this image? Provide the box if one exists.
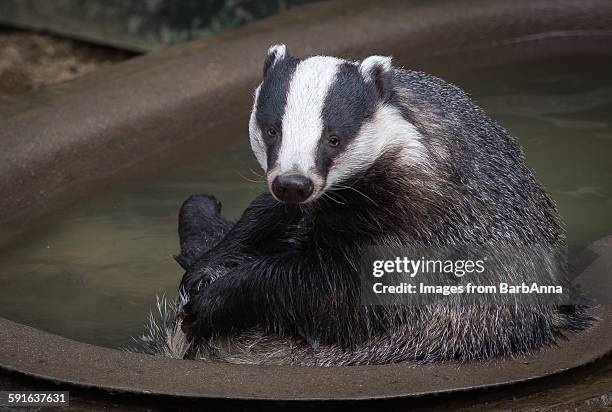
[134,45,590,366]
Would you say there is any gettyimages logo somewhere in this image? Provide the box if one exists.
[360,244,585,306]
[372,256,487,278]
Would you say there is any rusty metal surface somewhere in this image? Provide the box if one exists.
[0,304,610,400]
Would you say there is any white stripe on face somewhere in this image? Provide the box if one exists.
[274,56,344,176]
[325,104,427,191]
[249,85,267,169]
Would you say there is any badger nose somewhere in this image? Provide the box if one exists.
[272,174,314,203]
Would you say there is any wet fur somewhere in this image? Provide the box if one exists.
[132,66,590,365]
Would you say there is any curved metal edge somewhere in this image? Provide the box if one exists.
[0,304,611,401]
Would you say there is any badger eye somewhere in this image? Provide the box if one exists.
[267,127,278,138]
[328,135,340,147]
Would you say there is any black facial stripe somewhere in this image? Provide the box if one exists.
[256,55,300,171]
[316,62,379,178]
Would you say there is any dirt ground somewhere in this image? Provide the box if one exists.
[0,29,133,98]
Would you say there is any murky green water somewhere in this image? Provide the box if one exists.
[0,53,611,348]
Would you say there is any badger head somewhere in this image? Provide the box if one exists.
[249,44,425,204]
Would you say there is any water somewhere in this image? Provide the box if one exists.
[0,53,611,348]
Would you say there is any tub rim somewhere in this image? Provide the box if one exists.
[0,304,611,401]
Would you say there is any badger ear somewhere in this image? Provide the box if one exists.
[359,55,393,100]
[263,44,288,78]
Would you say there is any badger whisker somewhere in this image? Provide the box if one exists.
[330,184,379,206]
[322,192,346,205]
[235,170,266,184]
[249,168,266,179]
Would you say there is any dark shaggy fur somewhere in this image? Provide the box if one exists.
[134,61,590,366]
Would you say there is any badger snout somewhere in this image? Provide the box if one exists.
[271,174,314,204]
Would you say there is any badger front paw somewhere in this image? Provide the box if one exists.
[180,293,215,341]
[179,272,254,341]
[179,284,234,341]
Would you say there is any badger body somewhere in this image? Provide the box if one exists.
[137,45,589,366]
